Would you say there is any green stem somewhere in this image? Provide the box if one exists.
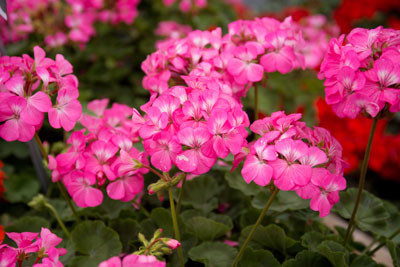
[44,203,71,238]
[344,116,379,245]
[168,187,184,267]
[57,181,80,222]
[232,187,279,267]
[176,175,187,215]
[368,228,400,256]
[254,83,259,121]
[34,133,48,163]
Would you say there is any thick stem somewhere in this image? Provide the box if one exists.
[344,116,379,245]
[254,83,259,121]
[368,228,400,256]
[142,164,168,182]
[57,181,80,222]
[168,187,184,267]
[232,187,279,267]
[176,175,187,215]
[44,203,71,238]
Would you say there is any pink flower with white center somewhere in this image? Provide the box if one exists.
[241,133,278,186]
[325,67,366,105]
[227,44,264,84]
[0,95,36,142]
[64,170,103,208]
[260,30,297,74]
[143,131,182,172]
[364,58,400,111]
[0,246,17,267]
[48,87,82,131]
[118,148,149,176]
[33,247,64,267]
[308,168,346,217]
[56,131,86,168]
[35,228,67,257]
[33,46,55,88]
[346,27,382,60]
[299,147,328,167]
[269,138,312,191]
[6,232,39,255]
[85,140,119,181]
[175,127,216,174]
[139,107,169,139]
[106,174,144,202]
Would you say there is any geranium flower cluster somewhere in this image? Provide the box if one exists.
[0,46,81,142]
[319,27,400,119]
[0,228,67,267]
[142,16,306,100]
[237,111,347,217]
[162,0,207,13]
[133,75,250,175]
[99,254,166,267]
[154,21,192,49]
[48,99,146,208]
[295,15,340,69]
[0,0,140,48]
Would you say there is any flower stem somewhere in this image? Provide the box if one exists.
[232,186,279,267]
[44,202,71,238]
[34,133,48,163]
[254,83,259,121]
[176,175,187,215]
[57,181,80,222]
[368,227,400,256]
[168,187,184,267]
[344,116,379,245]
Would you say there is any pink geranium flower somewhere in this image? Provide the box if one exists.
[64,171,103,208]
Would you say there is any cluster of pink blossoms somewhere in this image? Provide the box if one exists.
[142,16,307,100]
[319,26,400,118]
[0,46,81,142]
[134,75,250,175]
[48,99,147,208]
[162,0,207,13]
[154,21,192,49]
[99,254,165,267]
[295,15,340,69]
[236,111,347,217]
[0,228,66,267]
[0,0,140,48]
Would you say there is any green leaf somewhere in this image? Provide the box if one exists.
[150,207,175,237]
[350,255,379,267]
[186,216,231,241]
[189,242,237,267]
[110,218,140,252]
[333,189,389,233]
[5,216,50,233]
[70,221,122,267]
[317,240,349,267]
[224,170,261,196]
[387,240,400,267]
[282,250,331,267]
[301,231,326,251]
[252,190,308,213]
[176,176,220,213]
[238,248,281,267]
[4,172,39,203]
[239,224,296,253]
[374,201,400,243]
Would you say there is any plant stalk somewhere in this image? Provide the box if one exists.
[44,203,71,238]
[368,228,400,256]
[254,83,259,121]
[232,186,279,267]
[176,175,187,215]
[168,187,185,267]
[344,116,379,245]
